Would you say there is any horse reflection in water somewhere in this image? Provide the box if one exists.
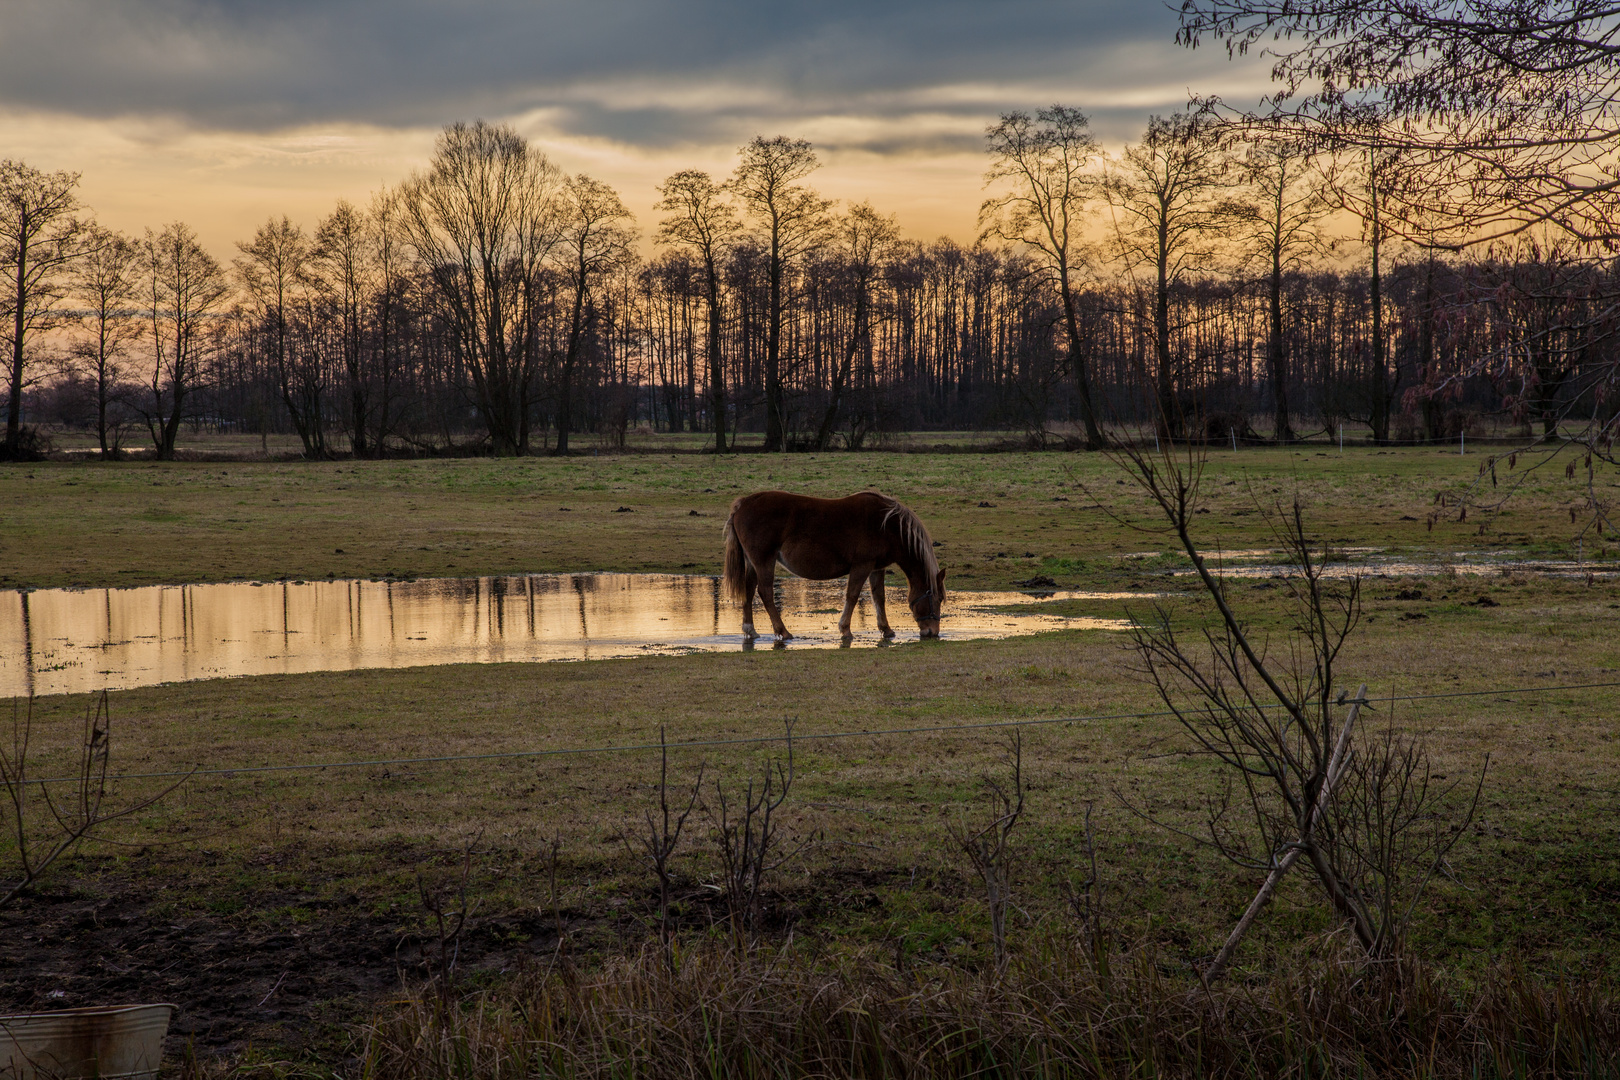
[722,490,947,642]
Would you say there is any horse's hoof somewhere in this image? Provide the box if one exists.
[775,631,793,641]
[880,628,896,639]
[838,625,853,639]
[742,625,757,639]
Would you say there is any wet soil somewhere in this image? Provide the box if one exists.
[0,866,927,1066]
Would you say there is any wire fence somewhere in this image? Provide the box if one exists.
[29,678,1619,787]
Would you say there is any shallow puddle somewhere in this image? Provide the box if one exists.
[1123,547,1617,581]
[1173,555,1617,580]
[1,574,1133,698]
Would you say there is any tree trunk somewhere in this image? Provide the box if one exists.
[1058,261,1104,450]
[1368,164,1391,444]
[553,259,589,457]
[1155,238,1176,439]
[764,226,785,452]
[347,311,368,457]
[96,360,111,458]
[350,384,368,457]
[1536,350,1566,439]
[814,281,866,451]
[1269,250,1293,442]
[708,262,727,453]
[1420,258,1442,443]
[157,356,184,461]
[94,324,113,459]
[6,237,26,453]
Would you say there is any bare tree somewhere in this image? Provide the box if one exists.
[141,222,230,460]
[0,160,84,458]
[1105,111,1235,438]
[311,199,386,457]
[981,106,1107,449]
[70,223,141,459]
[1321,144,1410,443]
[814,202,899,451]
[1227,137,1332,442]
[552,174,635,455]
[1179,0,1620,470]
[368,187,411,453]
[729,136,833,451]
[656,170,741,453]
[1177,0,1620,247]
[236,215,326,458]
[400,121,562,455]
[1467,237,1608,442]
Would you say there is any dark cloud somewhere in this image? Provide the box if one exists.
[0,0,1247,144]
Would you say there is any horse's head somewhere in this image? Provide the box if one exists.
[909,567,947,639]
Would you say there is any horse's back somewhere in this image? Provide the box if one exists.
[729,490,890,538]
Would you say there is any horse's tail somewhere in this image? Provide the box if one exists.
[722,511,748,601]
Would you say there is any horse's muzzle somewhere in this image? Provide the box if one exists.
[918,621,941,639]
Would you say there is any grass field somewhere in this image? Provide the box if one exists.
[2,439,1610,592]
[2,441,1618,1070]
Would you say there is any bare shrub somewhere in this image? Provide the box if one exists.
[1100,443,1484,978]
[0,424,51,462]
[624,725,704,969]
[1325,717,1486,958]
[1059,801,1110,978]
[1,692,191,907]
[946,729,1027,976]
[414,833,481,999]
[705,719,812,943]
[538,833,564,943]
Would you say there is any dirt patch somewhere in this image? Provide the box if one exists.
[0,864,930,1065]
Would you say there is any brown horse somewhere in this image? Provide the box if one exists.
[722,490,946,641]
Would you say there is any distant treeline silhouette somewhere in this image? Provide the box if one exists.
[5,108,1618,458]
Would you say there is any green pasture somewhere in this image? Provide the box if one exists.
[1,440,1609,592]
[2,441,1618,1061]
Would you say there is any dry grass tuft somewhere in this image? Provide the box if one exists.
[361,938,1620,1080]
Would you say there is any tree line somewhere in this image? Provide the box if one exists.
[5,3,1620,459]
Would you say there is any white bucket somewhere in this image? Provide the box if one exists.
[0,1004,175,1080]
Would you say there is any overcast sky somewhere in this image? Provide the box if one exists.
[0,0,1274,254]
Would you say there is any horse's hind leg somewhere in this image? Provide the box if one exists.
[741,562,759,639]
[869,570,895,638]
[755,561,793,640]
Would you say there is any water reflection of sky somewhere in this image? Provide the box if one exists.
[0,574,1133,698]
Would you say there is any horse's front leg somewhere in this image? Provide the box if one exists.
[838,569,869,638]
[756,562,793,640]
[868,569,895,638]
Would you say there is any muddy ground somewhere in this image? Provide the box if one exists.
[0,865,906,1065]
[1,881,540,1062]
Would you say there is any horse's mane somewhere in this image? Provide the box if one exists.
[874,493,939,581]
